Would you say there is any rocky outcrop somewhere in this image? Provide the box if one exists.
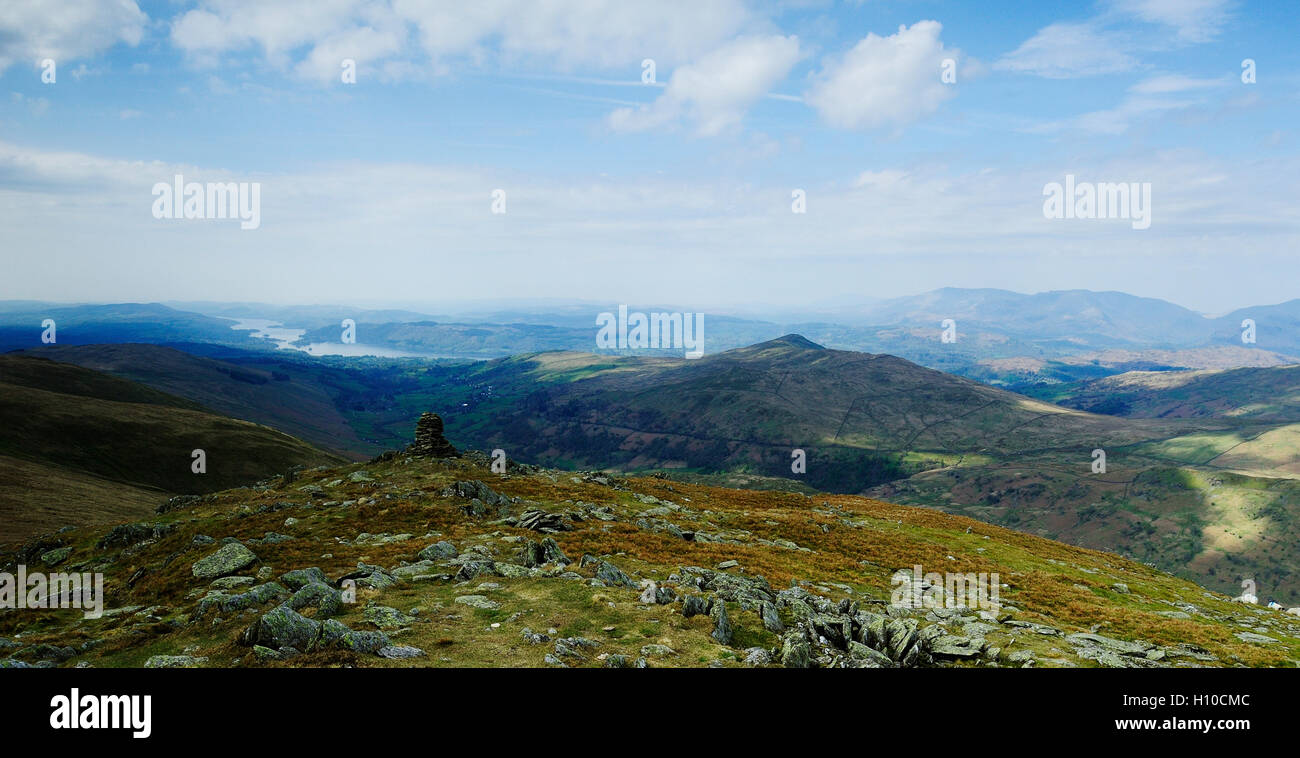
[408,412,459,458]
[191,542,258,580]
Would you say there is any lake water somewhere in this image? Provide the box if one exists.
[227,318,424,358]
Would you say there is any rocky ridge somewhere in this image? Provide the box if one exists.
[4,421,1300,669]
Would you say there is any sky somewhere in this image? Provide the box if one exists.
[1,0,1298,315]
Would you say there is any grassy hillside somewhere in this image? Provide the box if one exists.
[1037,364,1300,421]
[21,338,1300,604]
[0,356,344,544]
[423,336,1212,485]
[27,344,373,459]
[3,450,1297,669]
[372,338,1300,603]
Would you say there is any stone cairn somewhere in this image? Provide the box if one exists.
[408,412,460,458]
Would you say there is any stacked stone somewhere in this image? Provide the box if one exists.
[409,412,460,458]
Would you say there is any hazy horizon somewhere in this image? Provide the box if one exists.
[0,284,1283,321]
[3,1,1298,314]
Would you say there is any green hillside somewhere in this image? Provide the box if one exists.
[3,448,1297,669]
[0,356,344,544]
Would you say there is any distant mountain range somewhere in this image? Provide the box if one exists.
[7,288,1298,386]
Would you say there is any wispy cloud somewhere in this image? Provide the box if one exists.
[607,35,801,137]
[804,21,958,130]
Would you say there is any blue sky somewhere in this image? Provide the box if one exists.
[2,0,1298,314]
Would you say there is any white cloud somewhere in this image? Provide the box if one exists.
[2,139,1298,311]
[607,35,801,136]
[994,22,1137,79]
[999,1,1235,79]
[803,21,957,131]
[1111,0,1233,43]
[1026,74,1226,134]
[0,0,146,74]
[170,0,757,82]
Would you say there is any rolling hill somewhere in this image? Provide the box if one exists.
[24,344,374,459]
[0,355,344,544]
[389,336,1300,603]
[19,334,1300,603]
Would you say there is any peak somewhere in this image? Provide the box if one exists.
[765,334,826,350]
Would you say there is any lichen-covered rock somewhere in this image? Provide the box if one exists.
[99,521,175,550]
[338,630,389,654]
[288,583,344,617]
[417,541,458,561]
[364,605,413,630]
[241,604,320,651]
[595,560,636,588]
[40,547,71,567]
[378,645,425,659]
[760,601,784,634]
[780,633,812,668]
[144,655,208,668]
[390,560,439,580]
[710,598,733,645]
[336,562,400,590]
[682,594,711,617]
[192,542,258,580]
[195,582,289,618]
[320,618,351,647]
[454,595,501,611]
[847,641,893,667]
[280,567,329,590]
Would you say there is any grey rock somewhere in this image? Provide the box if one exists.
[192,542,258,580]
[378,645,426,659]
[595,560,637,588]
[454,595,501,611]
[143,655,207,668]
[338,630,390,654]
[288,583,344,617]
[710,599,733,645]
[780,633,812,668]
[418,541,458,561]
[279,568,329,591]
[364,605,414,630]
[241,605,320,651]
[682,594,711,618]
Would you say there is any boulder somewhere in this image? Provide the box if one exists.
[417,541,458,561]
[241,605,321,651]
[144,655,208,668]
[595,560,637,588]
[288,583,344,617]
[192,543,258,580]
[682,594,711,618]
[378,645,426,659]
[280,567,329,590]
[710,599,733,645]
